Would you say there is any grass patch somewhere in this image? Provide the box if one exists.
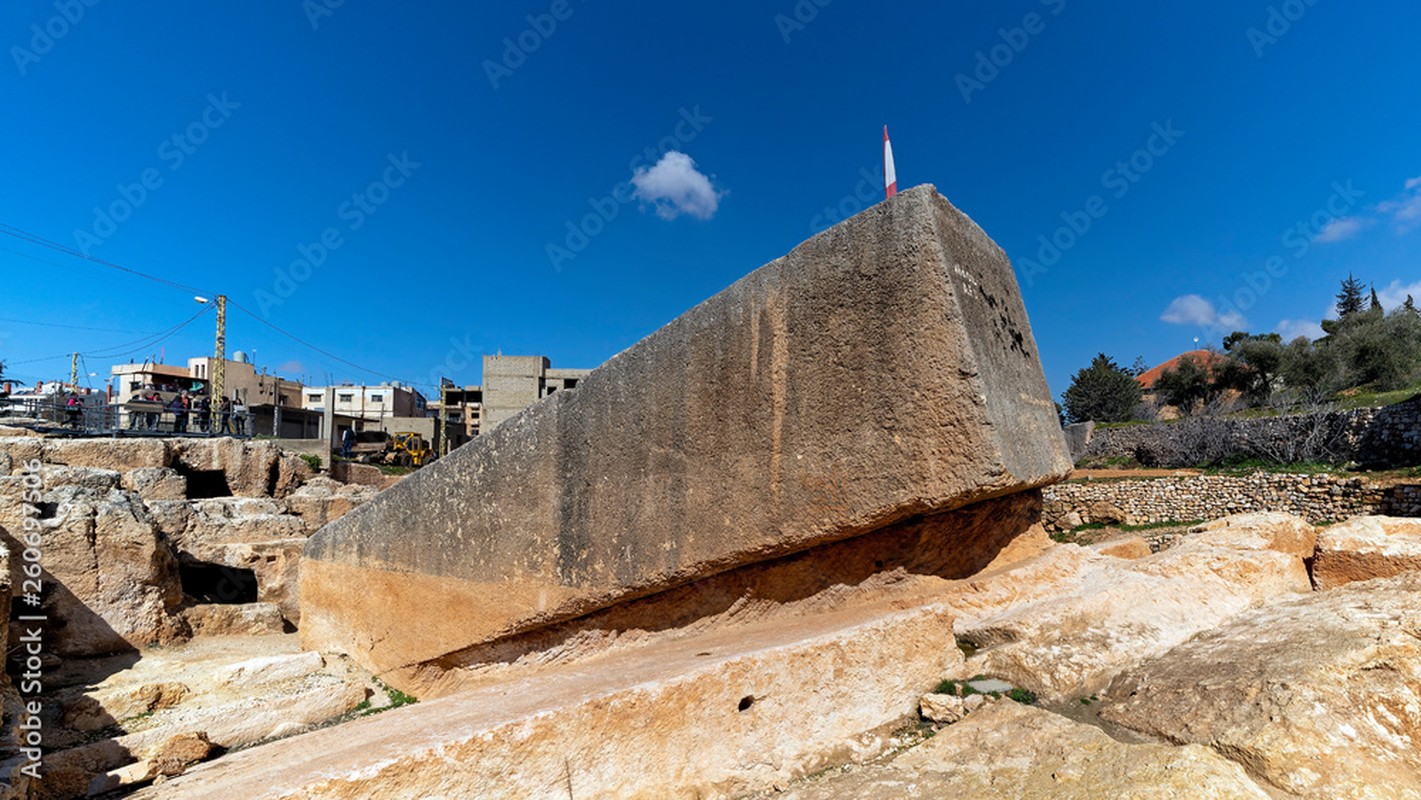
[298,453,322,472]
[359,678,419,717]
[1074,454,1143,469]
[374,463,415,476]
[1006,687,1037,705]
[1333,384,1421,410]
[1202,457,1345,476]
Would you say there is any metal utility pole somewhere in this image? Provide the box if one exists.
[439,378,449,458]
[212,294,227,406]
[70,352,78,390]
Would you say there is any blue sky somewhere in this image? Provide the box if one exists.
[1,1,1417,400]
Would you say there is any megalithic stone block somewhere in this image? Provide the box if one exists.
[301,185,1071,675]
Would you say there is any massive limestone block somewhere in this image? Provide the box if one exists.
[303,185,1070,674]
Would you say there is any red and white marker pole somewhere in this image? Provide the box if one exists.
[883,125,898,199]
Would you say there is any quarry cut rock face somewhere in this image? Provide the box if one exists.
[302,185,1071,675]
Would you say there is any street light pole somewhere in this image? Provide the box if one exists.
[196,294,227,407]
[212,294,226,407]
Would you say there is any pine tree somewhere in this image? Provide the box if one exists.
[1370,285,1383,312]
[1062,354,1142,424]
[1335,273,1365,318]
[1405,294,1418,315]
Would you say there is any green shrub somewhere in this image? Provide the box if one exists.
[299,453,322,472]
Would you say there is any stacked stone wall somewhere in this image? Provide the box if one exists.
[1041,472,1421,530]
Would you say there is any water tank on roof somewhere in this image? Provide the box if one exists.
[232,351,250,364]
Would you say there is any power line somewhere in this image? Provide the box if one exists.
[4,306,212,367]
[0,315,158,335]
[227,299,430,388]
[0,221,210,295]
[0,223,440,391]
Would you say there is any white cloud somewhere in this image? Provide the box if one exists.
[1314,216,1368,243]
[1160,294,1247,330]
[1275,318,1325,342]
[1376,279,1421,312]
[630,151,723,221]
[1378,192,1421,231]
[1405,176,1421,191]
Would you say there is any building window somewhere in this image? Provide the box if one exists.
[338,393,354,403]
[307,393,321,402]
[564,379,578,389]
[371,394,384,403]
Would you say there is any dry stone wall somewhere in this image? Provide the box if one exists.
[1043,473,1421,529]
[1079,396,1421,468]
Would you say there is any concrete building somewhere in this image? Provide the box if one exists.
[301,383,428,426]
[480,355,589,431]
[187,354,304,407]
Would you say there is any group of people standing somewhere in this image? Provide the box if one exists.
[129,389,244,435]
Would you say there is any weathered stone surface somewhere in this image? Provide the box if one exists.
[123,466,189,502]
[945,524,1310,701]
[384,491,1041,700]
[204,540,305,624]
[62,682,191,733]
[328,461,403,490]
[1085,535,1151,559]
[171,438,292,497]
[137,600,961,799]
[179,498,308,553]
[918,693,965,723]
[1312,515,1421,589]
[0,437,42,474]
[43,437,172,472]
[1086,500,1128,525]
[1101,572,1421,800]
[40,634,368,800]
[781,701,1271,799]
[152,731,215,777]
[182,602,287,636]
[40,463,120,493]
[1189,511,1317,559]
[11,486,187,657]
[283,477,376,533]
[304,185,1069,677]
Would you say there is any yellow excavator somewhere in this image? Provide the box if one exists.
[388,431,434,468]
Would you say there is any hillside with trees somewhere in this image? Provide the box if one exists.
[1063,274,1421,425]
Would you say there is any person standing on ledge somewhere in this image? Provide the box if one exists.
[341,427,354,460]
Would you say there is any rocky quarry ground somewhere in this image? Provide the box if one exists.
[0,430,391,798]
[0,431,1419,798]
[0,427,1419,797]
